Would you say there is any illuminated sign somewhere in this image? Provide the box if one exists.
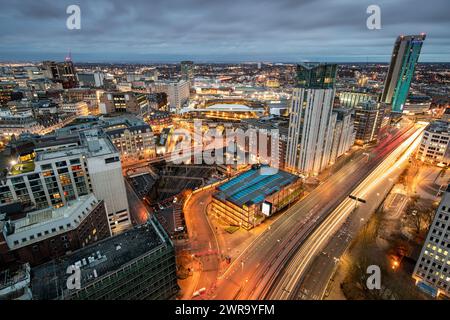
[262,202,272,216]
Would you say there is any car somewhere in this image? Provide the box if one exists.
[192,288,206,297]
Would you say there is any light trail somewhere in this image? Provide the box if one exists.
[266,125,424,300]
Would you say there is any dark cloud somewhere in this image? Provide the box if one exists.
[0,0,448,62]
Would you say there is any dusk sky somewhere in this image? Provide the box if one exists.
[0,0,449,63]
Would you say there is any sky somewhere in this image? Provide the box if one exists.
[0,0,449,63]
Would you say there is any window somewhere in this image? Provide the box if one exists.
[70,159,81,165]
[55,161,67,167]
[105,156,120,164]
[41,164,52,170]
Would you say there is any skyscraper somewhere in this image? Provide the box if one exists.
[413,185,450,298]
[286,63,337,175]
[180,60,194,82]
[353,100,387,145]
[381,34,426,113]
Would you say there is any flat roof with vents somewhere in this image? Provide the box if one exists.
[30,217,169,300]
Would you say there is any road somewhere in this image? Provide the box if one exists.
[266,124,425,299]
[181,189,221,299]
[210,123,422,300]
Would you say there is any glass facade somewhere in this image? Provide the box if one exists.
[296,63,337,89]
[0,156,91,210]
[382,34,426,113]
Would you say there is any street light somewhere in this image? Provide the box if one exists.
[391,260,399,270]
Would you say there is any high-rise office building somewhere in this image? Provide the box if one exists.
[329,108,355,164]
[416,120,450,166]
[0,128,132,235]
[381,34,426,113]
[180,61,194,82]
[99,92,150,116]
[42,59,78,89]
[77,72,105,88]
[338,91,375,109]
[286,63,338,176]
[150,80,190,113]
[353,100,387,145]
[31,216,178,300]
[413,185,450,298]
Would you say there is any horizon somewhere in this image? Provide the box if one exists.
[2,55,450,65]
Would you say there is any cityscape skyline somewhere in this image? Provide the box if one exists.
[1,0,450,63]
[1,0,450,306]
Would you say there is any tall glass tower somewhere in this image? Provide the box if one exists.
[180,60,194,82]
[381,34,426,113]
[296,63,337,89]
[286,63,338,175]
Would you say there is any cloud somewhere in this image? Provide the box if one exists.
[0,0,448,62]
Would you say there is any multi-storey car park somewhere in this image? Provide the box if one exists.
[211,165,302,230]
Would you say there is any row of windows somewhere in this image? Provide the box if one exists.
[416,271,449,290]
[13,224,71,246]
[12,202,96,246]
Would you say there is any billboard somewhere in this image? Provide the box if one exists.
[262,201,272,216]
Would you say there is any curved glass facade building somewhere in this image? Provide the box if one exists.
[381,34,426,113]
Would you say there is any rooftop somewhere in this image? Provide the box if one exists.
[207,103,258,111]
[9,162,35,175]
[426,120,450,135]
[7,129,118,176]
[4,194,99,250]
[0,264,31,300]
[31,217,169,300]
[242,117,289,137]
[36,129,117,161]
[214,166,299,207]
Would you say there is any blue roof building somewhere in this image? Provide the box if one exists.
[212,165,302,230]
